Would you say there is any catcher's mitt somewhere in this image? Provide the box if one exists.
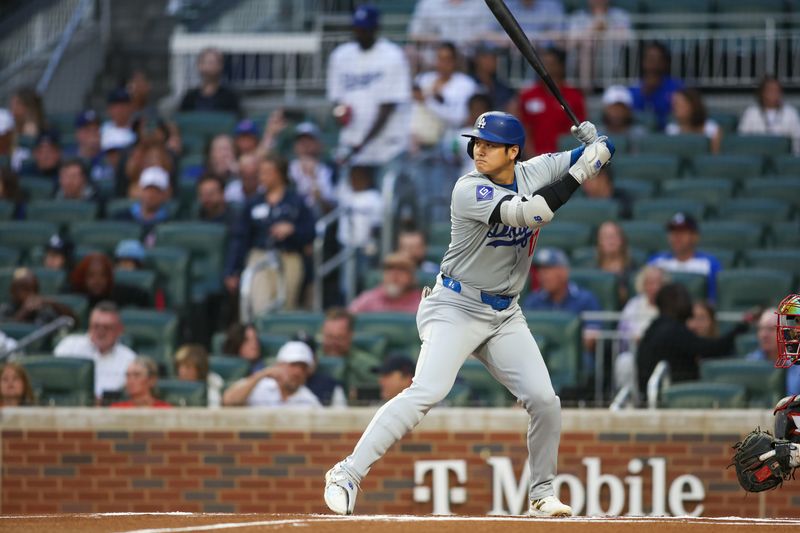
[731,429,797,492]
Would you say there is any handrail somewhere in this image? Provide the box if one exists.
[379,168,398,261]
[0,315,75,361]
[37,0,92,93]
[312,204,357,312]
[609,385,631,411]
[647,360,671,410]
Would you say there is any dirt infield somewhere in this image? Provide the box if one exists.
[1,513,800,533]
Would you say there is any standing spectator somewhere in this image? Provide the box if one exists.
[519,47,586,155]
[408,0,489,46]
[113,166,172,246]
[739,76,800,155]
[289,122,336,217]
[495,0,565,41]
[414,42,477,134]
[470,43,516,113]
[8,87,44,140]
[222,340,321,407]
[629,41,683,131]
[222,323,265,374]
[568,0,632,90]
[42,234,73,273]
[174,344,224,408]
[122,125,177,199]
[204,134,238,184]
[327,5,411,167]
[647,212,722,302]
[349,253,422,314]
[581,166,632,219]
[196,175,236,227]
[101,88,136,152]
[0,362,36,407]
[110,357,172,408]
[223,155,315,312]
[69,253,150,309]
[594,221,635,306]
[225,152,263,205]
[747,308,800,395]
[373,355,415,402]
[0,267,75,325]
[55,158,97,201]
[54,301,137,401]
[336,166,383,262]
[128,70,183,155]
[397,228,440,274]
[179,47,241,115]
[666,88,721,154]
[318,308,376,400]
[21,130,62,180]
[687,300,719,339]
[618,265,668,345]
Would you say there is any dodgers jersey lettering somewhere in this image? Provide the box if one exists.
[440,152,572,296]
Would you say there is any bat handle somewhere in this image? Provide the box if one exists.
[562,104,581,128]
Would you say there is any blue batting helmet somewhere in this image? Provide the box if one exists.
[462,111,526,160]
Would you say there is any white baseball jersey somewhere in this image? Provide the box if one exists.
[440,152,572,296]
[414,71,478,129]
[326,38,411,165]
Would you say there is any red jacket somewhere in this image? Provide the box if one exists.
[518,83,586,155]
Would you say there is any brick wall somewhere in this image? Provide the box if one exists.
[2,408,798,516]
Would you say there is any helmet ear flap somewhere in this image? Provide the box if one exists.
[467,138,475,159]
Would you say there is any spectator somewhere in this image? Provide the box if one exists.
[42,234,73,273]
[496,0,565,41]
[292,332,347,407]
[0,362,35,407]
[179,47,241,115]
[629,41,683,131]
[55,158,96,201]
[523,248,602,359]
[581,165,632,219]
[68,110,104,181]
[636,283,748,395]
[222,322,265,374]
[327,5,411,167]
[224,154,315,312]
[349,253,422,314]
[666,88,721,154]
[110,357,171,408]
[174,343,224,408]
[128,71,183,157]
[0,108,12,161]
[336,167,383,260]
[0,267,75,325]
[233,119,260,157]
[205,134,238,184]
[687,300,719,339]
[397,228,439,274]
[594,221,634,306]
[289,122,336,217]
[225,152,263,205]
[197,175,236,227]
[618,265,668,345]
[448,92,493,177]
[113,166,172,246]
[373,355,415,402]
[0,167,24,218]
[600,85,644,138]
[100,88,136,152]
[414,42,477,136]
[319,307,377,400]
[408,0,488,46]
[470,43,516,113]
[222,340,321,407]
[739,76,800,155]
[568,0,632,90]
[114,239,146,271]
[647,212,722,302]
[122,134,176,199]
[96,127,129,185]
[21,130,62,180]
[69,253,150,309]
[55,301,137,401]
[519,47,586,155]
[747,308,800,395]
[9,87,44,139]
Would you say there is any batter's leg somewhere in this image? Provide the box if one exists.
[479,311,561,503]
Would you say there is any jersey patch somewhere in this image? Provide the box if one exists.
[476,185,494,201]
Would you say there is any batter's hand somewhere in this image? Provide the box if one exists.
[569,136,614,184]
[570,121,598,145]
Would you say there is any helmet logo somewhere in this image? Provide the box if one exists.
[477,116,486,129]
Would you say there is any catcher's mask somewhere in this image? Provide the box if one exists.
[776,294,800,369]
[774,394,800,443]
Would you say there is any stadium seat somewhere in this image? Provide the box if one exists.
[155,222,227,299]
[717,268,794,311]
[699,221,763,252]
[354,313,418,356]
[20,356,95,406]
[352,332,389,361]
[699,359,783,408]
[740,178,800,208]
[708,111,739,134]
[0,221,58,260]
[20,176,55,200]
[317,355,347,382]
[558,134,630,154]
[524,311,582,392]
[668,271,708,301]
[769,222,800,248]
[119,309,178,376]
[535,222,592,254]
[723,198,791,224]
[555,198,619,226]
[47,293,89,328]
[428,222,451,247]
[689,155,762,180]
[457,357,515,407]
[26,200,98,231]
[772,155,800,176]
[0,246,20,268]
[721,135,792,171]
[570,246,648,269]
[70,221,142,254]
[256,312,324,337]
[30,267,66,295]
[734,333,759,357]
[113,269,157,306]
[0,200,14,220]
[613,155,680,182]
[155,379,207,407]
[661,178,733,213]
[146,246,190,315]
[0,321,42,352]
[618,220,667,252]
[637,134,709,160]
[570,268,619,310]
[173,111,238,142]
[661,382,746,408]
[700,247,737,269]
[259,333,291,358]
[743,249,800,279]
[632,199,706,223]
[615,179,656,200]
[425,245,447,265]
[209,355,250,385]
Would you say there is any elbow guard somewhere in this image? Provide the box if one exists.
[499,194,554,229]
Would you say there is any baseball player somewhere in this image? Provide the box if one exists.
[324,112,613,516]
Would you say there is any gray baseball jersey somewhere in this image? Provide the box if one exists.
[440,152,572,295]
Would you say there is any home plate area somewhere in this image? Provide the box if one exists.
[1,514,799,533]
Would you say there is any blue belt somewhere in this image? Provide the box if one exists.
[441,275,513,311]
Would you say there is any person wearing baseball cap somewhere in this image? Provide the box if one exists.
[349,253,422,314]
[114,239,146,271]
[21,129,62,179]
[289,121,336,216]
[42,234,73,273]
[69,109,103,165]
[222,340,322,407]
[233,119,260,156]
[372,355,415,402]
[101,88,136,151]
[647,212,722,301]
[112,166,172,245]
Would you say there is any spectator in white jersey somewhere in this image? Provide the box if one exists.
[647,212,722,302]
[739,76,800,155]
[288,122,336,217]
[326,5,411,168]
[414,42,478,133]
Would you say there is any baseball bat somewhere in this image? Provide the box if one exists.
[484,0,581,127]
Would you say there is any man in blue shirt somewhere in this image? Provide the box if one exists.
[629,41,683,131]
[747,309,800,395]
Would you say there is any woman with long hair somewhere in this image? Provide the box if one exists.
[69,253,149,309]
[0,362,36,407]
[666,88,722,153]
[595,221,634,307]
